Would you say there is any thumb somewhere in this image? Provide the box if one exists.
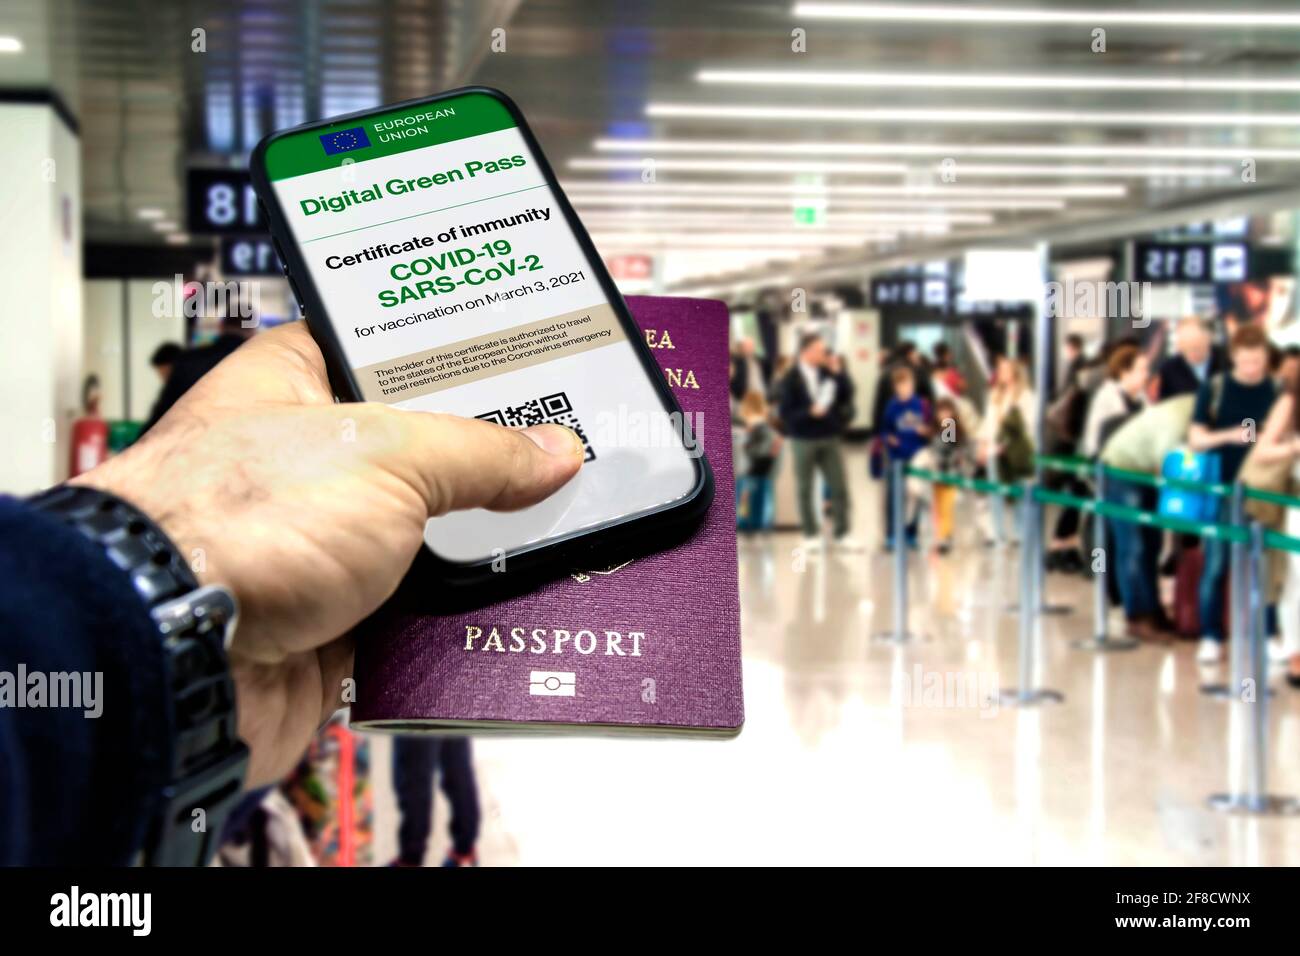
[364,405,585,516]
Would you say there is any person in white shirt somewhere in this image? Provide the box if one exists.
[976,355,1036,543]
[1082,345,1150,459]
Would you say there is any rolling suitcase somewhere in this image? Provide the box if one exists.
[1172,545,1203,639]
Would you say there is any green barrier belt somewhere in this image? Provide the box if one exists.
[1037,453,1300,508]
[909,463,1300,552]
[1263,529,1300,554]
[1033,488,1300,553]
[1031,487,1245,542]
[903,466,1023,499]
[1036,452,1230,494]
[1101,465,1232,497]
[1035,453,1093,477]
[1245,486,1300,508]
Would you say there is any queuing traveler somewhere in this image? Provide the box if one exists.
[976,355,1036,544]
[0,321,584,864]
[871,341,935,440]
[391,736,481,867]
[879,365,931,550]
[149,342,184,384]
[1246,369,1300,688]
[928,395,972,554]
[729,337,766,402]
[1277,345,1300,393]
[1082,344,1150,459]
[142,313,257,433]
[778,333,860,552]
[1155,317,1222,401]
[1045,334,1093,572]
[931,341,965,397]
[1097,395,1197,643]
[825,349,855,424]
[734,389,781,533]
[1188,324,1278,664]
[1060,334,1087,393]
[1080,345,1156,641]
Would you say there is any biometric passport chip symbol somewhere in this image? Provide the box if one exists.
[530,671,576,696]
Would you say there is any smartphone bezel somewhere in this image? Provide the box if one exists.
[249,85,713,585]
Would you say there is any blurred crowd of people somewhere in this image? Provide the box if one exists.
[730,315,1300,689]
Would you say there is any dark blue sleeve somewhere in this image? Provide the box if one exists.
[1191,379,1213,427]
[777,372,812,432]
[880,399,899,438]
[0,494,174,865]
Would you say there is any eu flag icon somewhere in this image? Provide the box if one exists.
[319,127,371,155]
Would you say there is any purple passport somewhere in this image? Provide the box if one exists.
[351,296,744,736]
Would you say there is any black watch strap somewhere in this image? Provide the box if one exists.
[26,484,249,866]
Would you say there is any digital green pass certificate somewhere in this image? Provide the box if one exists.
[262,91,698,564]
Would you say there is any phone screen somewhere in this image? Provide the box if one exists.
[260,91,701,565]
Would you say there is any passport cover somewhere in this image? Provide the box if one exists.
[351,296,743,736]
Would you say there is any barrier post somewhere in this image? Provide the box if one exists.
[873,458,915,643]
[1072,460,1138,652]
[1207,521,1300,815]
[991,455,1006,548]
[1035,485,1073,615]
[1008,457,1070,616]
[998,480,1065,706]
[1201,482,1247,699]
[1031,250,1071,618]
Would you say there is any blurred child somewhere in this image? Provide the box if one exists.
[929,396,972,554]
[880,366,931,550]
[735,389,781,533]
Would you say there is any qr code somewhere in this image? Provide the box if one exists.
[477,391,595,462]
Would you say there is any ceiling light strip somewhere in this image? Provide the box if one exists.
[697,69,1300,93]
[593,137,1300,161]
[792,3,1300,28]
[646,102,1300,128]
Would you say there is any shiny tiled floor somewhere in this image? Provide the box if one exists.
[368,480,1300,866]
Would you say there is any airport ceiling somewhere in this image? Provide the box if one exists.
[5,0,1300,287]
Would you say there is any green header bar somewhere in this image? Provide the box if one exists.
[262,91,517,181]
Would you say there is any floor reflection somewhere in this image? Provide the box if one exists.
[368,480,1300,865]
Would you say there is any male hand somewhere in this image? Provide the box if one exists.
[72,322,583,784]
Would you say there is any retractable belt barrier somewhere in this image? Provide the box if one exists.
[908,460,1300,551]
[901,465,1023,499]
[897,456,1300,815]
[1040,451,1300,512]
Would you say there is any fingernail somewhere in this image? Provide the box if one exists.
[522,423,584,459]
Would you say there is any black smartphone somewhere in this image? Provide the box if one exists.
[250,87,711,583]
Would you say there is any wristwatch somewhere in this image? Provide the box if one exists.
[25,484,249,866]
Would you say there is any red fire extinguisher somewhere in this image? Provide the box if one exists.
[68,375,109,478]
